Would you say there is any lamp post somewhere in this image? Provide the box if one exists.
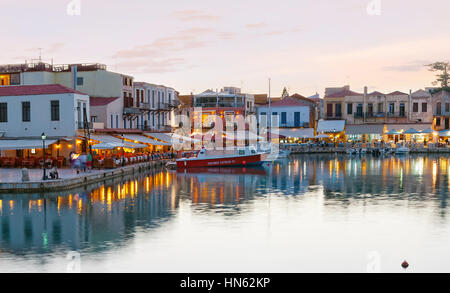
[41,132,47,180]
[121,134,125,166]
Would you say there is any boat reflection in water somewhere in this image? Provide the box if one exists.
[0,154,449,272]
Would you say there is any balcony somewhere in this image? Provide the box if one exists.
[387,112,406,118]
[123,107,140,115]
[354,112,386,119]
[325,113,343,120]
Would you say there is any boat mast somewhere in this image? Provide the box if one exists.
[268,78,271,141]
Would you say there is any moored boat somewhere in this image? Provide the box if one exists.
[395,146,410,154]
[176,146,267,168]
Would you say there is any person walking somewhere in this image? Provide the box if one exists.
[79,152,87,172]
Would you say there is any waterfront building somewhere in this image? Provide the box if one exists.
[191,87,255,130]
[133,82,180,132]
[432,90,450,131]
[0,84,89,158]
[0,62,134,129]
[324,85,434,143]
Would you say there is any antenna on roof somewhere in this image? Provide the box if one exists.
[38,48,43,62]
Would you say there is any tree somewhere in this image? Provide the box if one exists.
[281,87,289,98]
[426,62,449,88]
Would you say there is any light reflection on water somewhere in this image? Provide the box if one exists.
[0,154,449,272]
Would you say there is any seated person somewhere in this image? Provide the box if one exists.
[49,166,59,179]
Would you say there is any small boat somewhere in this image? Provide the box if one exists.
[346,148,357,155]
[165,161,178,170]
[176,146,267,169]
[395,146,410,154]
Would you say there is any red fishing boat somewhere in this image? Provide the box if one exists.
[176,146,267,169]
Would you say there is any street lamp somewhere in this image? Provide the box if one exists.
[121,134,125,166]
[41,132,47,180]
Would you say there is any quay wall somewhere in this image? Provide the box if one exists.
[0,160,166,194]
[287,147,450,154]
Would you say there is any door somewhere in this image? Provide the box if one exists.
[294,112,301,127]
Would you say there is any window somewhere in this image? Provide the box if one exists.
[437,102,441,115]
[446,103,450,113]
[377,103,383,113]
[446,118,449,130]
[0,103,7,122]
[77,77,84,86]
[422,103,427,112]
[347,103,353,115]
[436,117,441,126]
[399,103,405,117]
[356,104,363,116]
[281,112,287,124]
[413,102,418,112]
[91,116,97,123]
[22,101,30,122]
[367,103,373,114]
[335,104,342,116]
[111,114,114,128]
[116,115,119,129]
[389,103,395,114]
[51,100,60,121]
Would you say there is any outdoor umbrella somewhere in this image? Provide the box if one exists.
[403,128,420,134]
[420,128,434,134]
[385,129,402,135]
[439,130,450,137]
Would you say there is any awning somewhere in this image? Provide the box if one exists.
[439,130,450,137]
[420,128,435,134]
[89,134,147,149]
[386,124,432,132]
[170,133,201,143]
[346,124,384,135]
[224,131,264,140]
[404,128,420,134]
[92,142,127,150]
[279,128,314,138]
[123,134,171,146]
[386,130,402,135]
[0,139,57,150]
[316,134,330,138]
[145,133,172,143]
[317,120,345,133]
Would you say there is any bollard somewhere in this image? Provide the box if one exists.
[21,168,30,182]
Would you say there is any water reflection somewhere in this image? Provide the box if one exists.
[0,154,449,271]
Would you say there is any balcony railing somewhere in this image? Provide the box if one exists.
[387,112,406,118]
[354,112,386,118]
[325,113,342,120]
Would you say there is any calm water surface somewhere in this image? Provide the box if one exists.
[0,154,450,273]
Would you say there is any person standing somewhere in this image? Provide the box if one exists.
[79,152,87,172]
[87,152,93,172]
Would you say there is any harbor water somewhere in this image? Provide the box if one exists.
[0,154,450,272]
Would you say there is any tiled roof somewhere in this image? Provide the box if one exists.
[90,97,119,106]
[178,95,193,106]
[254,94,268,105]
[0,84,87,97]
[368,91,385,96]
[325,89,362,98]
[387,91,408,95]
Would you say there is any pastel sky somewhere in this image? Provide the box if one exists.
[1,0,449,97]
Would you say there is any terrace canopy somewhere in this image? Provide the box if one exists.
[317,120,345,133]
[92,142,128,150]
[89,134,147,149]
[123,134,171,146]
[385,129,402,135]
[145,133,172,143]
[0,139,57,150]
[279,128,315,139]
[403,128,420,134]
[345,124,384,135]
[439,130,450,137]
[420,128,435,134]
[316,134,330,139]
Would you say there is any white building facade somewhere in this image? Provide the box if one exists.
[0,84,89,138]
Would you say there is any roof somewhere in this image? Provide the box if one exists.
[368,91,385,96]
[254,94,268,105]
[325,89,362,98]
[0,84,87,97]
[387,91,408,96]
[260,96,309,107]
[317,120,346,133]
[411,89,431,98]
[178,95,193,106]
[90,97,119,106]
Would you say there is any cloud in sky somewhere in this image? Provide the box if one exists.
[171,10,220,22]
[246,22,267,29]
